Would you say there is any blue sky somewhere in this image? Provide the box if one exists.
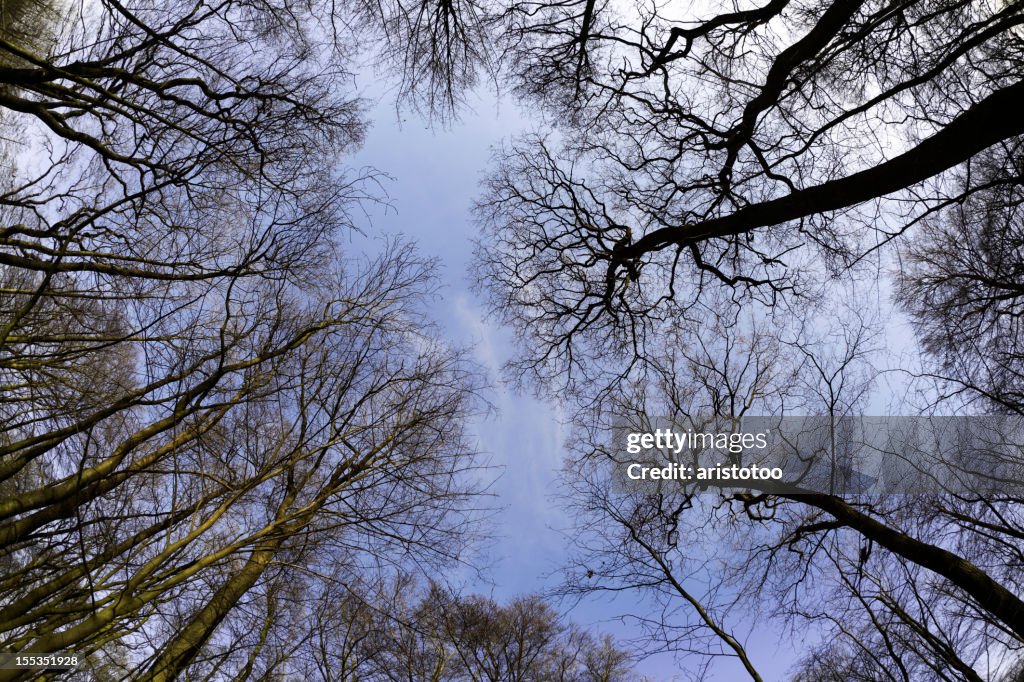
[347,84,803,681]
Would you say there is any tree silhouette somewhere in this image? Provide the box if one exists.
[471,3,1024,677]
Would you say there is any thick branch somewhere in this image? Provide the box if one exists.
[625,79,1024,259]
[781,492,1024,641]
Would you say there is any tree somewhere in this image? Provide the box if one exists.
[302,578,640,681]
[465,2,1024,678]
[551,295,1024,680]
[0,0,485,679]
[477,0,1024,387]
[897,141,1024,414]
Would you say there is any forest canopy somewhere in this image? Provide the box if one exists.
[2,0,1024,679]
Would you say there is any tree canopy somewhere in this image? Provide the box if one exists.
[469,0,1024,679]
[0,0,490,678]
[4,0,1024,679]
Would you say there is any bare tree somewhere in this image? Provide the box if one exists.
[281,575,640,681]
[461,1,1024,679]
[552,298,1024,680]
[0,1,488,679]
[476,1,1024,390]
[897,141,1024,414]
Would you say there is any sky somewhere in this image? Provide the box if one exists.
[346,82,804,680]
